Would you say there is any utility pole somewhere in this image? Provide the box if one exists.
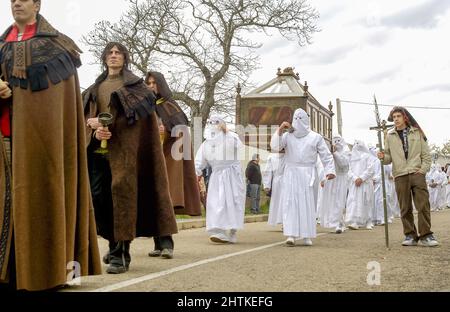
[336,98,343,137]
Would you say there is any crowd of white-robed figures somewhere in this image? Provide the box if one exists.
[426,163,450,212]
[193,109,450,246]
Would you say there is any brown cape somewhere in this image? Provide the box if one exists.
[147,71,201,216]
[83,69,179,241]
[0,15,101,291]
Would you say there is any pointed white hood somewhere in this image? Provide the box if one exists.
[368,145,379,158]
[429,164,439,175]
[292,108,311,138]
[351,140,370,161]
[204,116,226,140]
[332,135,348,152]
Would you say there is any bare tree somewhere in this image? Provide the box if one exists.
[82,0,319,125]
[430,141,450,160]
[442,141,450,159]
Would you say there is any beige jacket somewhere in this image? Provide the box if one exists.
[383,126,431,178]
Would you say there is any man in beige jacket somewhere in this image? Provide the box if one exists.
[378,107,438,247]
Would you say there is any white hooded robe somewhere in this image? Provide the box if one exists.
[427,165,442,211]
[318,135,350,229]
[271,109,335,239]
[263,153,286,226]
[369,147,384,224]
[345,140,375,227]
[195,120,246,234]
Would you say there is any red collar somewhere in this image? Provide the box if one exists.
[5,22,37,42]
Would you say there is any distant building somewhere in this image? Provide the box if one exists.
[236,67,334,150]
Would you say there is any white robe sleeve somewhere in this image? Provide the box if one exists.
[372,159,382,183]
[384,164,392,176]
[360,155,375,182]
[317,136,335,176]
[384,164,394,181]
[348,167,357,182]
[262,157,274,190]
[333,151,350,169]
[194,143,208,176]
[442,173,447,186]
[426,172,432,185]
[316,156,325,182]
[230,131,244,149]
[437,172,445,185]
[270,131,288,152]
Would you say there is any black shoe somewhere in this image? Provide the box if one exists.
[106,241,131,274]
[103,252,110,265]
[106,263,128,274]
[103,240,116,265]
[148,249,162,257]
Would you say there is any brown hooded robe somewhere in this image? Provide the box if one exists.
[83,70,178,241]
[147,72,201,216]
[0,15,101,291]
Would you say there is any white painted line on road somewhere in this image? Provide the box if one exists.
[91,233,327,292]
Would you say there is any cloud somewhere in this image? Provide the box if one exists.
[389,83,450,103]
[343,118,378,143]
[415,83,450,93]
[318,3,347,23]
[364,30,392,47]
[381,0,450,29]
[319,75,342,86]
[261,36,291,54]
[361,66,401,84]
[300,44,356,65]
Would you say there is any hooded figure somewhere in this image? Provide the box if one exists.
[446,166,450,208]
[292,108,311,138]
[204,116,227,141]
[384,163,400,219]
[145,71,201,259]
[146,71,189,132]
[437,167,447,210]
[271,108,335,246]
[345,140,375,230]
[426,164,442,211]
[195,117,245,243]
[263,150,286,226]
[439,167,447,209]
[317,135,351,233]
[369,146,385,225]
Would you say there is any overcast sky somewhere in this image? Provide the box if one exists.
[1,0,449,147]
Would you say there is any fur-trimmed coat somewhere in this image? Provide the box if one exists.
[0,15,101,291]
[83,69,178,241]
